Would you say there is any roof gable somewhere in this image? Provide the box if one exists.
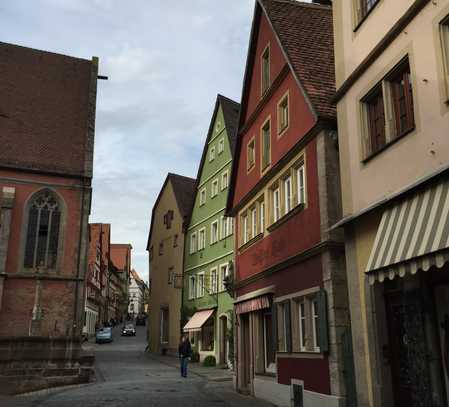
[239,0,335,125]
[146,173,196,249]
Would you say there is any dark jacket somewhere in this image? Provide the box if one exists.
[178,340,192,358]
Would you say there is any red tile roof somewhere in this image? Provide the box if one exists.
[110,244,132,272]
[260,0,336,120]
[0,42,97,177]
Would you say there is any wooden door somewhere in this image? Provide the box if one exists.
[385,290,432,407]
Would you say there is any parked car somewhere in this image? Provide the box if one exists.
[135,315,146,326]
[95,327,113,344]
[122,324,136,336]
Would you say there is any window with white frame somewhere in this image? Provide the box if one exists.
[211,179,219,197]
[198,228,206,250]
[197,273,205,297]
[218,138,225,154]
[219,264,228,292]
[297,164,306,205]
[199,188,206,206]
[242,214,249,245]
[190,232,197,254]
[259,200,265,234]
[284,175,293,213]
[210,220,219,244]
[189,275,196,299]
[261,118,271,171]
[221,171,229,190]
[221,216,227,240]
[298,300,306,352]
[251,206,257,238]
[228,217,233,235]
[273,187,281,222]
[312,299,320,352]
[247,138,255,172]
[210,267,217,293]
[209,146,215,162]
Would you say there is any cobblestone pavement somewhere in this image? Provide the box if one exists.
[7,325,274,407]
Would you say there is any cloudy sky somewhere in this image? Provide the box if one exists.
[0,0,262,282]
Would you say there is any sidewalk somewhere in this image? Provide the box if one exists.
[146,352,234,382]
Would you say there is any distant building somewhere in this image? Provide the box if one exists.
[128,269,145,316]
[83,223,111,337]
[110,243,132,320]
[182,95,239,366]
[0,42,98,392]
[147,173,196,355]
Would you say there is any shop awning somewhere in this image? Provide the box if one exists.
[183,309,214,333]
[366,178,449,285]
[235,295,271,314]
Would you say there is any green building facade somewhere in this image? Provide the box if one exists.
[182,95,239,366]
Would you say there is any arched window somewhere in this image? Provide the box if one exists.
[24,190,62,269]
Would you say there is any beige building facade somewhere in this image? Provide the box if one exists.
[333,1,449,407]
[147,173,195,355]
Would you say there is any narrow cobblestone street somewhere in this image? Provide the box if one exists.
[6,326,273,407]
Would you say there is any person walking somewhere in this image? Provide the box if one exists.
[178,335,192,378]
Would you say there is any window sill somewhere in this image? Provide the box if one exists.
[267,203,305,233]
[353,0,380,33]
[277,125,289,138]
[362,126,415,164]
[238,233,264,252]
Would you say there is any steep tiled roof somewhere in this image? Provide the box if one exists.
[169,173,197,219]
[130,269,143,283]
[0,42,96,177]
[146,173,196,250]
[218,95,240,156]
[260,0,336,120]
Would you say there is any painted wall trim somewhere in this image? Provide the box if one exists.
[184,250,234,272]
[198,160,232,189]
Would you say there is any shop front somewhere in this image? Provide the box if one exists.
[366,178,449,407]
[183,308,216,362]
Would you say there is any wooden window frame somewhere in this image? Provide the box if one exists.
[260,116,272,174]
[277,90,290,137]
[353,0,380,30]
[259,199,265,235]
[387,61,415,138]
[283,175,293,214]
[296,162,306,206]
[251,206,257,239]
[242,214,249,245]
[219,263,228,292]
[272,186,281,223]
[361,56,415,161]
[261,43,271,96]
[440,15,449,101]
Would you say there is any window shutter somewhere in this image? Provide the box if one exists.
[271,301,278,353]
[24,207,39,268]
[48,210,60,268]
[285,300,292,353]
[317,289,329,353]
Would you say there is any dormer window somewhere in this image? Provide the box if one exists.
[261,44,270,95]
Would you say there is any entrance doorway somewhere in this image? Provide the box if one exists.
[240,314,251,392]
[219,315,228,366]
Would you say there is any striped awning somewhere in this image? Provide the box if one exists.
[235,295,271,314]
[366,178,449,285]
[183,309,214,333]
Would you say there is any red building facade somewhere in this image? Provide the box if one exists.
[0,42,98,392]
[227,2,350,406]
